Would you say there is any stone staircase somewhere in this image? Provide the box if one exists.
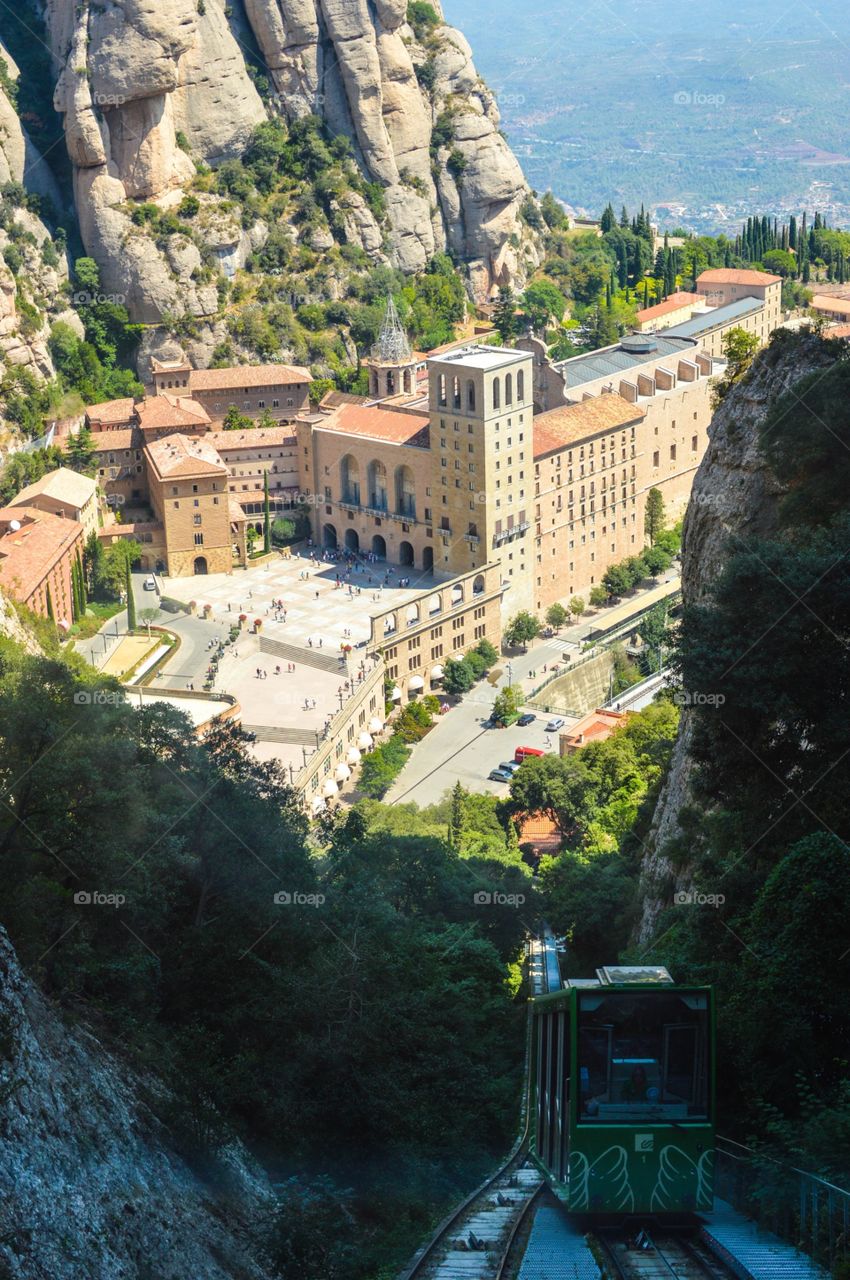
[259,635,346,675]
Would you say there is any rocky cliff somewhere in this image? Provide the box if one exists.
[0,926,274,1280]
[635,332,839,942]
[29,0,538,331]
[0,42,80,398]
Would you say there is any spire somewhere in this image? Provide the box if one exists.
[374,297,411,363]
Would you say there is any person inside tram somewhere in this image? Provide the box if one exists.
[622,1064,648,1102]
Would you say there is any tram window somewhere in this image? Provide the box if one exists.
[577,992,709,1123]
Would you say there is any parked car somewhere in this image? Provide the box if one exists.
[545,717,565,732]
[143,576,157,591]
[517,712,536,726]
[488,766,514,783]
[500,760,522,774]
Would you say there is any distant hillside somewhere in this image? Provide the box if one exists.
[444,0,850,232]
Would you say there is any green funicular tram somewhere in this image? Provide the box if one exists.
[531,965,715,1216]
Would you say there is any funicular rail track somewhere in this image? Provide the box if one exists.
[397,932,560,1280]
[596,1227,737,1280]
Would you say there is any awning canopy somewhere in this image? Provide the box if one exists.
[390,685,402,700]
[346,747,362,766]
[357,731,373,750]
[408,675,425,690]
[430,664,444,679]
[368,716,384,734]
[334,762,351,782]
[322,778,339,797]
[311,796,326,814]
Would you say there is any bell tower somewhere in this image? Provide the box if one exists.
[363,298,420,399]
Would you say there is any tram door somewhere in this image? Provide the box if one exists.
[536,1010,570,1181]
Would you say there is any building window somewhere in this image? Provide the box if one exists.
[194,532,204,546]
[193,515,202,526]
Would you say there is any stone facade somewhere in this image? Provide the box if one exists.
[0,506,84,622]
[145,436,232,577]
[369,562,503,699]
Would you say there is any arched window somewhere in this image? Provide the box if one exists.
[395,465,416,518]
[341,455,360,505]
[403,369,412,393]
[452,375,461,409]
[517,369,525,401]
[492,377,501,410]
[438,373,447,407]
[367,460,387,511]
[505,372,513,405]
[466,380,476,412]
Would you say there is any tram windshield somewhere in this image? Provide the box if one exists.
[577,990,710,1123]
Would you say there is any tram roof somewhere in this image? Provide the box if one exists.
[563,965,675,988]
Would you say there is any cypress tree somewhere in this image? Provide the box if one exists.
[45,584,54,622]
[78,553,87,610]
[125,556,136,631]
[263,471,271,554]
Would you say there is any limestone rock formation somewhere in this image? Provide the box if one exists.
[0,44,68,397]
[46,0,267,323]
[635,334,840,942]
[0,925,274,1279]
[245,0,539,294]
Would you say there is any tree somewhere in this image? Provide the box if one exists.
[464,650,488,680]
[475,638,498,667]
[503,611,540,650]
[643,544,672,578]
[262,472,271,554]
[138,607,159,638]
[223,405,254,431]
[442,656,476,695]
[644,487,666,545]
[492,684,523,725]
[125,556,137,631]
[65,426,96,474]
[521,279,567,334]
[569,596,586,621]
[492,287,518,343]
[545,602,568,630]
[602,563,631,598]
[589,585,608,608]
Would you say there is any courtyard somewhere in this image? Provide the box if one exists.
[159,546,448,653]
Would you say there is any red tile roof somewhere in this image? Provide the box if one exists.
[206,427,297,450]
[145,434,228,480]
[136,395,211,432]
[813,295,850,317]
[636,291,700,323]
[86,397,136,427]
[0,506,83,603]
[698,269,782,286]
[189,364,311,391]
[533,395,644,458]
[318,402,431,448]
[89,429,139,452]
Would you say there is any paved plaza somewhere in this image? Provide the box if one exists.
[161,548,446,653]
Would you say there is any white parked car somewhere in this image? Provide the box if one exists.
[545,717,565,732]
[143,576,157,592]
